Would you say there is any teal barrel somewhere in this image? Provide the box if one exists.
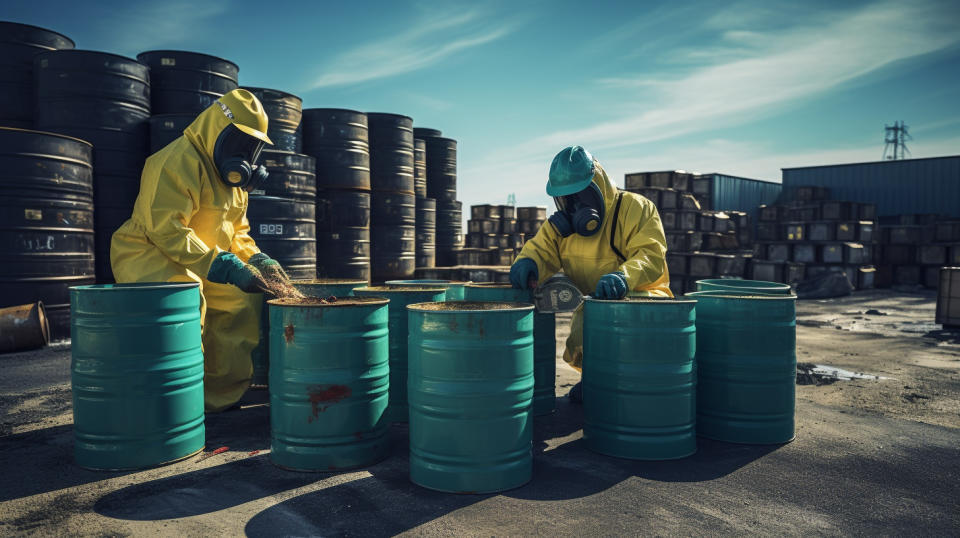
[352,286,447,423]
[463,283,556,415]
[695,279,791,295]
[269,297,390,471]
[293,279,367,297]
[250,279,367,387]
[408,301,534,493]
[70,283,205,470]
[582,297,697,460]
[385,279,468,300]
[690,293,797,444]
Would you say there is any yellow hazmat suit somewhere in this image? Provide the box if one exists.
[517,161,672,370]
[111,90,270,412]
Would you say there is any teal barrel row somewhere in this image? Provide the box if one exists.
[70,283,205,470]
[268,297,390,471]
[695,279,792,295]
[385,280,467,300]
[690,293,797,444]
[462,283,556,416]
[251,280,368,387]
[582,297,697,460]
[352,286,447,423]
[407,302,534,493]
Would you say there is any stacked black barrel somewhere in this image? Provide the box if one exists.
[302,109,371,281]
[243,88,316,279]
[417,128,462,266]
[34,50,151,283]
[367,113,416,281]
[0,22,74,129]
[413,134,435,268]
[0,127,95,340]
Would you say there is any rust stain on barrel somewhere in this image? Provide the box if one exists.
[306,384,352,422]
[284,324,295,343]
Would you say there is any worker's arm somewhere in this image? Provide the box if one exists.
[615,195,669,290]
[230,209,261,263]
[516,219,563,285]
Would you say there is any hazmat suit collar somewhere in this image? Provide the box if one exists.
[183,104,234,171]
[591,162,619,212]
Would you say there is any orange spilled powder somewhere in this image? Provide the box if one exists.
[307,384,352,423]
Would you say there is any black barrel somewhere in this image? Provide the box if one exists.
[414,139,427,198]
[416,197,436,268]
[0,22,74,129]
[302,108,370,191]
[367,113,414,194]
[0,127,95,339]
[425,137,457,202]
[35,50,152,283]
[316,227,370,282]
[246,196,316,280]
[371,226,416,282]
[436,200,464,267]
[242,87,302,153]
[413,127,442,139]
[317,190,371,230]
[149,113,195,153]
[372,192,416,226]
[255,150,316,202]
[137,50,238,115]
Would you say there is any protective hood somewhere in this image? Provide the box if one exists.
[591,160,619,214]
[183,89,272,181]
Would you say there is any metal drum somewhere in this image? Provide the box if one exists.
[148,113,194,153]
[413,139,427,198]
[269,297,390,471]
[242,87,303,153]
[407,301,534,493]
[301,108,370,191]
[415,196,436,268]
[435,200,463,267]
[137,50,238,115]
[690,293,797,444]
[246,195,316,280]
[385,280,468,300]
[71,282,205,470]
[293,279,367,297]
[367,113,414,194]
[0,22,74,128]
[582,297,697,460]
[424,136,457,203]
[316,227,371,282]
[353,286,446,423]
[254,150,316,202]
[463,283,556,416]
[695,279,792,295]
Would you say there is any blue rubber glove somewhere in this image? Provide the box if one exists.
[248,252,289,283]
[509,258,539,290]
[207,252,268,293]
[594,272,628,299]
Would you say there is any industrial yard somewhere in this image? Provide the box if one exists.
[2,288,958,536]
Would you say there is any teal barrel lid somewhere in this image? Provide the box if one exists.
[695,278,792,295]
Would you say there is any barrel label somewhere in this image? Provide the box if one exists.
[251,189,265,195]
[24,209,42,221]
[259,223,284,235]
[19,235,56,251]
[161,57,176,66]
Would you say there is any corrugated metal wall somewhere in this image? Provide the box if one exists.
[710,174,783,219]
[781,156,960,217]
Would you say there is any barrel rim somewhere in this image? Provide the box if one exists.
[407,300,534,312]
[366,112,414,123]
[0,21,76,48]
[70,282,200,292]
[683,291,797,300]
[584,296,698,305]
[149,113,199,120]
[0,125,94,148]
[695,278,793,292]
[302,107,366,116]
[292,279,368,286]
[267,297,388,307]
[240,86,303,102]
[136,49,239,70]
[354,286,447,293]
[385,279,471,286]
[464,282,514,289]
[36,48,146,67]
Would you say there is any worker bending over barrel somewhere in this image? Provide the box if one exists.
[510,146,672,401]
[111,89,290,412]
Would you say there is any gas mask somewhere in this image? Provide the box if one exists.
[213,123,268,192]
[548,182,605,237]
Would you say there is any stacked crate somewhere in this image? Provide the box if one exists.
[752,186,878,289]
[516,206,547,245]
[463,204,523,266]
[625,170,752,295]
[876,215,960,288]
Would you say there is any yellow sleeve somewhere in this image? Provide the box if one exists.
[140,162,221,277]
[230,210,261,262]
[615,196,668,290]
[517,219,563,285]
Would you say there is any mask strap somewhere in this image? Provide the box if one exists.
[609,191,626,262]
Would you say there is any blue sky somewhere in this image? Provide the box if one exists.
[6,0,960,210]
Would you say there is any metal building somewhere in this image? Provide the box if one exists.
[706,173,783,219]
[781,155,960,218]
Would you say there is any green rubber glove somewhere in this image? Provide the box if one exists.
[248,252,290,284]
[207,252,268,293]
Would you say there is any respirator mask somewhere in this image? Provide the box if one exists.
[213,123,267,192]
[548,182,605,237]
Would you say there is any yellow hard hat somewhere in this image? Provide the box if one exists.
[215,89,273,145]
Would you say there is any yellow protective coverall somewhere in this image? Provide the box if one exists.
[516,162,672,370]
[111,97,264,412]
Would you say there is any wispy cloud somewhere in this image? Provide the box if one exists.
[310,9,517,89]
[91,1,230,56]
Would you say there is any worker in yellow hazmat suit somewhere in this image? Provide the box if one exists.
[511,146,671,401]
[111,89,290,412]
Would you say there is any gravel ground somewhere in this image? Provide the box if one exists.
[1,288,958,536]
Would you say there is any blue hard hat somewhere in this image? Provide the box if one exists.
[547,146,595,197]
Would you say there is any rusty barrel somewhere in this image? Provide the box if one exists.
[353,286,447,423]
[269,297,390,471]
[407,301,534,493]
[0,302,50,353]
[71,283,205,470]
[463,283,556,415]
[583,297,697,460]
[293,279,367,298]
